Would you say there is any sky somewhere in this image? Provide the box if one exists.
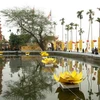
[0,0,100,45]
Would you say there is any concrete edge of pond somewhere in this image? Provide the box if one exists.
[1,51,100,67]
[47,51,100,67]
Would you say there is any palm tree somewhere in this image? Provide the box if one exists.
[78,28,84,36]
[77,10,84,51]
[53,21,57,50]
[78,28,84,51]
[96,17,100,53]
[97,8,100,11]
[86,9,94,50]
[74,24,79,50]
[69,22,74,41]
[69,22,74,51]
[60,18,65,42]
[65,24,70,51]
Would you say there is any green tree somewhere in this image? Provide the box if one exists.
[86,9,94,49]
[65,24,70,50]
[77,10,84,40]
[74,23,79,50]
[1,7,54,51]
[19,33,31,45]
[69,22,74,51]
[9,32,31,50]
[96,18,100,53]
[77,10,84,51]
[74,24,79,43]
[96,18,100,37]
[9,33,20,50]
[69,22,74,42]
[60,18,65,42]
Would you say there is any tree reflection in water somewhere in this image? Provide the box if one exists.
[3,60,55,100]
[56,86,85,100]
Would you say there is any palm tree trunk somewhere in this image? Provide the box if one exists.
[87,21,91,49]
[54,25,56,36]
[76,28,78,50]
[99,23,100,37]
[98,23,100,53]
[71,30,73,41]
[91,22,93,40]
[80,19,82,40]
[67,31,69,50]
[67,31,69,42]
[91,22,94,49]
[76,28,77,42]
[62,25,64,42]
[71,29,73,51]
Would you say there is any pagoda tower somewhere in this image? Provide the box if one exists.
[0,19,3,41]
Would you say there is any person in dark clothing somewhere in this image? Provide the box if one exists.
[91,48,94,54]
[94,47,98,55]
[51,42,54,51]
[77,47,79,52]
[82,48,84,53]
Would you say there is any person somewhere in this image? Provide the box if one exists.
[94,47,98,55]
[91,48,94,54]
[77,47,79,52]
[51,42,54,51]
[82,48,84,53]
[85,48,87,53]
[64,47,67,51]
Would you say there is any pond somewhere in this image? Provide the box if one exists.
[0,55,99,100]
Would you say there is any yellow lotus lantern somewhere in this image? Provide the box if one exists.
[42,58,57,67]
[25,52,30,56]
[41,58,56,65]
[54,70,83,85]
[40,51,49,57]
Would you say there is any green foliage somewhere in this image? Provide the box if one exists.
[19,33,31,45]
[96,17,100,22]
[9,33,31,49]
[60,18,65,25]
[77,10,84,19]
[86,9,94,23]
[9,33,20,49]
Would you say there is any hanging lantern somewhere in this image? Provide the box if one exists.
[93,40,97,42]
[76,41,79,43]
[87,40,89,42]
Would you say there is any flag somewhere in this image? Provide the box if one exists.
[47,10,52,20]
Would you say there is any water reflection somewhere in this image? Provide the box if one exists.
[0,56,100,99]
[55,57,100,100]
[3,56,56,100]
[56,86,85,100]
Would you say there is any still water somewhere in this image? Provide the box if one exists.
[0,55,99,100]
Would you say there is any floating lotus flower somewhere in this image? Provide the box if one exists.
[41,58,56,64]
[40,51,49,57]
[54,70,83,84]
[25,52,30,56]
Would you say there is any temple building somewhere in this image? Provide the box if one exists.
[0,20,9,50]
[0,21,4,41]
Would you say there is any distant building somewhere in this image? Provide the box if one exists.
[0,23,4,41]
[0,20,9,50]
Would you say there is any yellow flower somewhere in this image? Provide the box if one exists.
[53,70,83,84]
[41,58,56,64]
[40,51,49,57]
